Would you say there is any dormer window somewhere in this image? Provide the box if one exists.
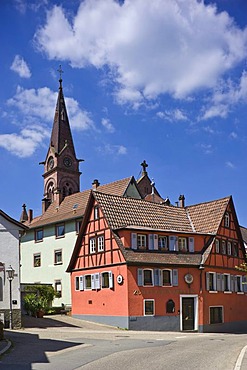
[224,212,230,228]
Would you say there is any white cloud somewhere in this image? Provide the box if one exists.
[0,125,50,158]
[34,0,247,106]
[225,161,235,169]
[200,71,247,120]
[157,108,188,122]
[2,86,94,157]
[199,144,213,154]
[101,118,115,133]
[97,144,127,155]
[14,0,48,14]
[7,86,94,131]
[10,55,31,78]
[229,131,238,139]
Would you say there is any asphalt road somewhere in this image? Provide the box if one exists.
[0,315,246,370]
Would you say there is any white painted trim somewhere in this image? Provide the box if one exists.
[180,294,198,331]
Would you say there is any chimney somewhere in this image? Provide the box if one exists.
[20,204,28,223]
[92,179,100,191]
[179,194,185,208]
[28,209,33,223]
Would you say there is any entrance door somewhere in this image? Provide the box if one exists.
[182,297,195,331]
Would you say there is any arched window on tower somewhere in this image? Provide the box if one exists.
[47,182,54,203]
[62,182,73,200]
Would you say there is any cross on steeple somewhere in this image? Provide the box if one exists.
[141,160,148,175]
[57,65,64,87]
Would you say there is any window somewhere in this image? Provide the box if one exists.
[210,306,223,324]
[33,253,41,267]
[101,271,113,288]
[137,234,147,249]
[35,228,43,242]
[233,243,239,257]
[158,236,167,250]
[143,269,153,286]
[236,276,243,292]
[144,299,154,316]
[94,206,99,220]
[215,239,220,253]
[206,272,216,291]
[224,212,230,228]
[223,274,230,292]
[76,219,82,234]
[54,249,62,265]
[56,223,65,238]
[221,240,226,254]
[75,276,80,291]
[227,241,232,255]
[84,275,92,290]
[55,280,62,298]
[90,238,96,254]
[98,235,104,252]
[178,237,187,251]
[166,299,175,313]
[162,269,172,286]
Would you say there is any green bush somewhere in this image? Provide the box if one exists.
[23,285,59,317]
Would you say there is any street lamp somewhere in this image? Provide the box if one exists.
[6,265,15,329]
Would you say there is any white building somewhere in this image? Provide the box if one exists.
[0,210,27,328]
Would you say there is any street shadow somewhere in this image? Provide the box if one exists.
[0,330,84,368]
[22,315,79,329]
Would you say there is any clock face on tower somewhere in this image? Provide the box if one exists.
[63,156,72,167]
[48,157,54,170]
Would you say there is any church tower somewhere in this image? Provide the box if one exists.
[41,72,81,213]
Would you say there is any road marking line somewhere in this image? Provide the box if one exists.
[234,344,247,370]
[175,336,187,339]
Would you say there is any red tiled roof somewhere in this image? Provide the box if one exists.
[25,177,134,229]
[186,196,230,234]
[94,192,193,232]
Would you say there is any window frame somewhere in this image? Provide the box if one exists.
[158,235,168,250]
[227,241,232,256]
[84,275,92,290]
[215,239,220,254]
[221,240,226,255]
[54,249,63,265]
[33,253,41,268]
[161,269,172,286]
[54,280,62,298]
[101,271,113,289]
[236,275,243,293]
[209,306,223,324]
[178,237,187,251]
[144,299,155,316]
[89,237,96,254]
[137,234,147,249]
[75,219,82,234]
[55,223,65,239]
[35,228,43,242]
[207,272,217,292]
[98,235,105,252]
[224,212,230,228]
[143,269,153,286]
[223,273,231,292]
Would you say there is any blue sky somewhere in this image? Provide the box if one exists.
[1,0,247,226]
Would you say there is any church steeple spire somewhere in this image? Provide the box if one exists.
[41,69,82,213]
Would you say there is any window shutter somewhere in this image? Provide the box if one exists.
[242,275,247,292]
[234,276,238,292]
[79,276,84,291]
[169,236,178,251]
[206,272,210,291]
[137,269,143,286]
[230,275,234,292]
[172,269,178,286]
[148,234,154,250]
[154,269,160,286]
[153,234,158,250]
[216,273,222,291]
[94,273,101,289]
[131,233,137,249]
[188,237,194,252]
[91,274,96,290]
[109,271,113,289]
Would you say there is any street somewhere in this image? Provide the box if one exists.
[0,315,246,369]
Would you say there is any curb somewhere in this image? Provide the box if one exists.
[0,339,12,356]
[234,344,247,370]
